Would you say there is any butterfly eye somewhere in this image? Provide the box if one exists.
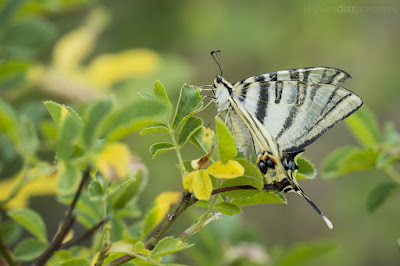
[216,76,222,83]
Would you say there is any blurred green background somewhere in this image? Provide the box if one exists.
[1,0,399,265]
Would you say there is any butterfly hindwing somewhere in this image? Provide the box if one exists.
[232,81,363,153]
[234,67,351,87]
[227,110,254,158]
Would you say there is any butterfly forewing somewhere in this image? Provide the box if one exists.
[234,67,351,87]
[232,81,362,153]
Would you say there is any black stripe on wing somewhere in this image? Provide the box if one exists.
[283,93,362,153]
[234,67,351,87]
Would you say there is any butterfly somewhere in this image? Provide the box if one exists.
[210,50,363,229]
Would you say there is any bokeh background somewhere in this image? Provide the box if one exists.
[1,0,399,265]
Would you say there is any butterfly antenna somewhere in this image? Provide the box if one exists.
[211,50,223,76]
[298,190,333,229]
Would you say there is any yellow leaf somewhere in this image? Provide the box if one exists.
[193,170,212,200]
[0,171,58,209]
[86,49,161,87]
[207,160,245,179]
[183,172,195,191]
[153,192,181,226]
[53,8,109,71]
[96,142,131,181]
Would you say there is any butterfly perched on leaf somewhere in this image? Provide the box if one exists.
[209,50,363,229]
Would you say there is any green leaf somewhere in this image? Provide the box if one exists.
[277,241,337,266]
[3,18,56,58]
[140,125,170,135]
[1,220,22,246]
[39,120,58,141]
[172,86,202,129]
[182,160,194,172]
[59,258,91,266]
[108,170,148,209]
[44,101,82,126]
[57,162,80,194]
[110,217,128,243]
[345,106,380,147]
[214,202,242,215]
[19,115,38,156]
[215,117,237,163]
[0,98,19,144]
[154,80,171,107]
[151,236,193,258]
[195,200,210,208]
[44,101,83,160]
[321,147,355,178]
[322,147,378,179]
[82,98,112,149]
[231,191,286,206]
[47,250,71,265]
[178,116,203,146]
[101,99,169,141]
[367,181,400,213]
[57,113,83,160]
[75,192,102,228]
[88,180,104,201]
[7,209,47,242]
[190,126,218,161]
[149,142,175,158]
[14,238,47,261]
[296,157,316,180]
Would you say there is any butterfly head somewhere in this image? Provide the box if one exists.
[211,50,234,112]
[213,75,232,112]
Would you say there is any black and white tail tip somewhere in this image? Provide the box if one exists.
[301,192,333,229]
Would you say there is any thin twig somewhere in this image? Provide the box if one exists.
[104,184,281,266]
[60,217,111,250]
[35,167,91,266]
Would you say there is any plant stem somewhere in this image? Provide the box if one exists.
[169,131,186,179]
[35,167,91,266]
[0,217,18,266]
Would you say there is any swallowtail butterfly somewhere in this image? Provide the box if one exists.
[210,50,363,229]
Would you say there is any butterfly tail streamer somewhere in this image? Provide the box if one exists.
[296,189,333,229]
